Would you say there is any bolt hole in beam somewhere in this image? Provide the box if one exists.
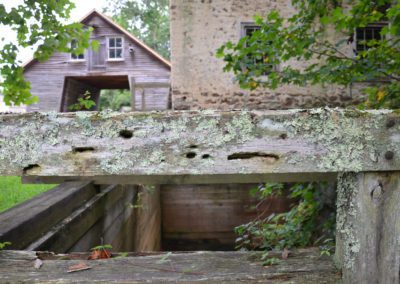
[119,129,133,139]
[186,152,197,159]
[22,164,40,175]
[72,146,95,153]
[227,152,280,161]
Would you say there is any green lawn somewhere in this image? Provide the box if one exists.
[0,177,56,213]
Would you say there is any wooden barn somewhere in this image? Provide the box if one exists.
[23,10,171,112]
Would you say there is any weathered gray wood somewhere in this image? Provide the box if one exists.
[161,184,291,251]
[26,185,135,253]
[0,182,96,249]
[133,185,161,251]
[67,185,137,252]
[0,248,340,283]
[335,172,400,284]
[0,108,398,184]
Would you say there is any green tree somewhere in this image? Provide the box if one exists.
[0,0,96,106]
[103,0,170,59]
[99,89,131,111]
[217,0,400,109]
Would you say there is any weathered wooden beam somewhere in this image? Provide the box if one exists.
[0,248,340,283]
[1,108,399,184]
[335,172,400,283]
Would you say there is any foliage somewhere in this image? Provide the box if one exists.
[0,176,55,213]
[217,0,400,108]
[91,244,113,251]
[68,91,97,111]
[104,0,170,59]
[235,183,335,262]
[99,90,131,111]
[0,1,96,106]
[0,242,11,250]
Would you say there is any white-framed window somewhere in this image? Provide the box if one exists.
[70,39,85,61]
[107,36,124,60]
[241,23,275,75]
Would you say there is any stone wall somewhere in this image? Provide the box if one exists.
[170,0,364,110]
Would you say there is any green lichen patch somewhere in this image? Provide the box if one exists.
[285,108,383,172]
[336,172,360,270]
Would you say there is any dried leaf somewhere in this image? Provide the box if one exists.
[67,262,91,273]
[282,248,290,259]
[88,249,111,260]
[34,258,43,269]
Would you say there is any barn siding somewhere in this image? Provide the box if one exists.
[24,12,170,112]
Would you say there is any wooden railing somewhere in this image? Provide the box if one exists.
[0,108,399,283]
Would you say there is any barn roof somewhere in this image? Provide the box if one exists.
[23,9,171,70]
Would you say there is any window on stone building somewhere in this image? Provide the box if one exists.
[70,39,85,61]
[354,4,389,55]
[107,36,124,60]
[355,23,386,54]
[241,23,275,75]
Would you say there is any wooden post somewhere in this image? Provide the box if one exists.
[133,185,161,251]
[141,88,146,111]
[129,77,135,111]
[335,172,400,283]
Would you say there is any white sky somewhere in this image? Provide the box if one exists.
[0,0,108,64]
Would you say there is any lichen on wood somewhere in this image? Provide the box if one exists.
[0,108,399,184]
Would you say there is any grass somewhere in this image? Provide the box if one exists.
[0,177,56,213]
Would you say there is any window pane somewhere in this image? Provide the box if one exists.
[365,28,373,40]
[109,38,115,47]
[78,54,84,60]
[116,38,122,47]
[109,49,115,58]
[71,39,77,49]
[116,48,122,58]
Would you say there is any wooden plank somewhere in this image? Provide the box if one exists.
[133,185,161,251]
[26,184,129,253]
[0,109,398,183]
[161,184,292,251]
[335,172,400,283]
[0,248,340,283]
[67,185,137,252]
[0,182,96,249]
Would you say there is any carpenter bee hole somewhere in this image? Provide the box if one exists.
[186,152,197,159]
[119,129,133,139]
[72,146,95,153]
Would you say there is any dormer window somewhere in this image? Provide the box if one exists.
[70,39,85,61]
[108,36,124,60]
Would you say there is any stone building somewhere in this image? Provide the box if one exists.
[170,0,366,110]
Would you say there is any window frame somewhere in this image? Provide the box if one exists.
[70,39,86,62]
[354,22,388,55]
[107,36,124,61]
[240,22,276,76]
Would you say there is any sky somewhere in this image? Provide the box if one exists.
[0,0,108,63]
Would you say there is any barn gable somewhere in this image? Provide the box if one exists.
[24,10,170,112]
